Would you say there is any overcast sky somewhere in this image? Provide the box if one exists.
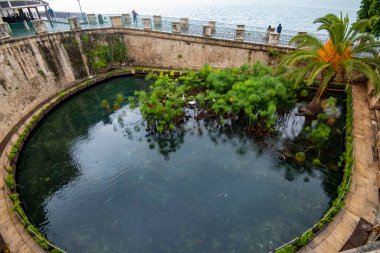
[46,0,361,14]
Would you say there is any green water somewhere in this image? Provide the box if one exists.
[17,76,342,253]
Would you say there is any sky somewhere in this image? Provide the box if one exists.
[46,0,361,14]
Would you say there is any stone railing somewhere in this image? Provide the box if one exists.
[0,14,329,47]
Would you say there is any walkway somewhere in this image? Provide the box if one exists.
[299,84,379,252]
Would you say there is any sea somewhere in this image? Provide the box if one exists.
[51,0,361,33]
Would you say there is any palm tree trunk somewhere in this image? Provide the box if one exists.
[301,74,336,115]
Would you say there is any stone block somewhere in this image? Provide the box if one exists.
[268,32,280,45]
[31,20,48,35]
[68,17,81,31]
[142,18,152,30]
[172,21,181,33]
[122,14,131,24]
[266,27,275,39]
[203,25,212,37]
[153,15,162,27]
[235,28,245,41]
[87,14,97,25]
[237,24,245,29]
[208,20,216,33]
[180,18,189,30]
[0,23,10,39]
[110,16,123,28]
[23,21,30,31]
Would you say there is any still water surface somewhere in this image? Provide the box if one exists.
[17,77,342,253]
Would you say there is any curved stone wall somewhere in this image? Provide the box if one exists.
[0,28,293,142]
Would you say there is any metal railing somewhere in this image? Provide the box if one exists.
[2,13,329,47]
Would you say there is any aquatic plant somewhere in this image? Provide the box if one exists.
[131,62,298,134]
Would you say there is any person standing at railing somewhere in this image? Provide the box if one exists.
[132,10,138,24]
[277,23,282,34]
[48,7,55,19]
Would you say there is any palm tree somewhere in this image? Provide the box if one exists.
[278,13,380,114]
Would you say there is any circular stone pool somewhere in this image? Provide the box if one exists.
[17,76,342,253]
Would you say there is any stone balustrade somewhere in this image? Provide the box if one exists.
[180,18,189,30]
[31,20,48,35]
[235,28,245,41]
[142,18,152,30]
[153,15,162,27]
[87,14,97,25]
[122,14,131,24]
[268,32,280,45]
[208,21,216,33]
[0,14,316,47]
[111,16,123,28]
[0,23,10,39]
[68,17,81,31]
[203,25,212,37]
[172,21,181,33]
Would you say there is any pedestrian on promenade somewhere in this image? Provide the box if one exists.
[132,10,138,24]
[277,23,282,34]
[48,7,54,19]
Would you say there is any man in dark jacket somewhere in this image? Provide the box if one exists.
[277,23,282,34]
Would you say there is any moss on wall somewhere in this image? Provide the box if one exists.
[61,35,87,79]
[37,42,60,80]
[80,33,128,74]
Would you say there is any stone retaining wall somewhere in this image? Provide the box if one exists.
[0,28,293,142]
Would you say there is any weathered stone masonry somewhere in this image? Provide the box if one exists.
[0,28,293,141]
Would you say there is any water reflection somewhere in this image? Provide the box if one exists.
[17,77,343,253]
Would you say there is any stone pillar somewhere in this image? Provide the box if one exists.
[208,20,216,33]
[268,32,280,45]
[31,20,48,35]
[172,21,181,33]
[110,16,123,28]
[23,20,31,31]
[180,18,189,30]
[237,24,245,29]
[153,15,162,27]
[122,14,131,25]
[87,14,97,25]
[203,25,212,37]
[142,18,152,30]
[235,28,245,41]
[68,17,81,31]
[266,27,275,39]
[0,23,10,39]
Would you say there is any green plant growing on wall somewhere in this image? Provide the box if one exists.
[81,34,128,73]
[37,69,46,78]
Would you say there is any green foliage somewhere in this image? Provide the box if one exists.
[296,230,314,247]
[311,123,331,147]
[81,34,128,73]
[300,89,308,98]
[357,0,380,36]
[37,69,46,78]
[101,100,111,110]
[116,94,124,103]
[5,173,15,190]
[312,158,323,167]
[275,245,297,253]
[131,62,297,134]
[295,152,306,163]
